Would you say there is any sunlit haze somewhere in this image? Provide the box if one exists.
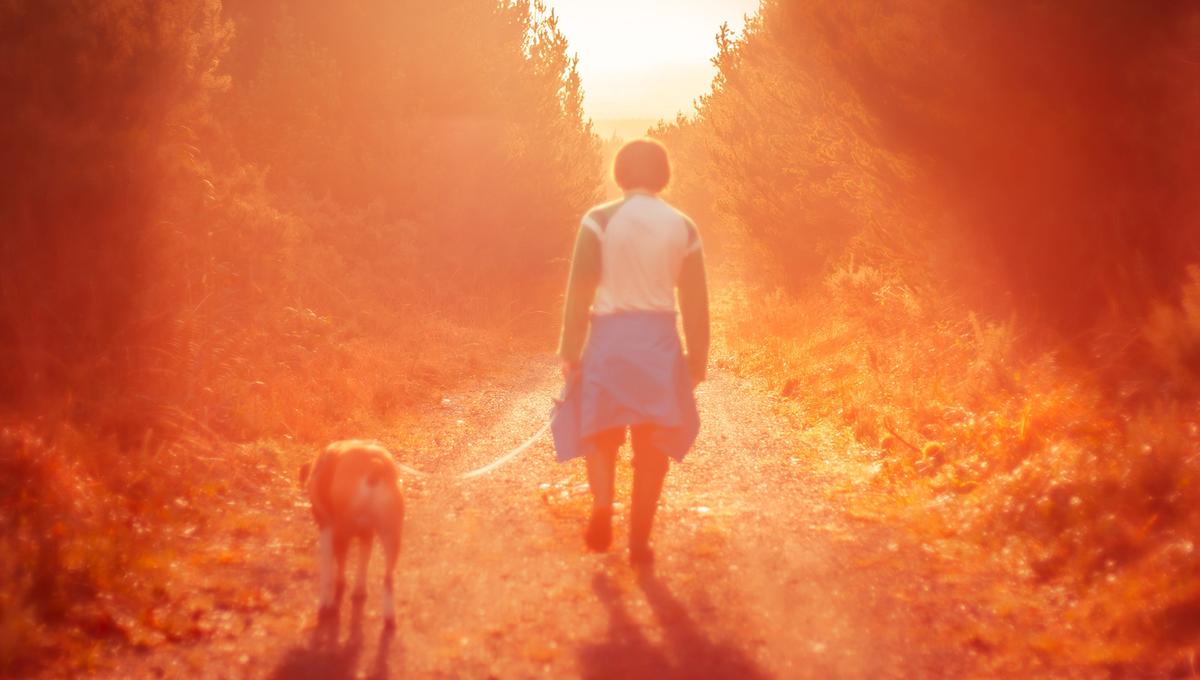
[546,0,760,125]
[6,1,1198,676]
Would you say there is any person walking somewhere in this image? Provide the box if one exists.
[551,138,709,566]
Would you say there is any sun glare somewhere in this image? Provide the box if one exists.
[546,0,759,125]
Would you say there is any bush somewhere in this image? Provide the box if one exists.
[1145,265,1200,389]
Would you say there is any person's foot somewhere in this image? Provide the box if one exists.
[628,450,668,568]
[585,507,613,551]
[629,542,654,567]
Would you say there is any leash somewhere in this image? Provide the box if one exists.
[392,420,551,480]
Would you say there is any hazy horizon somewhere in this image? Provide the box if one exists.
[546,0,759,120]
[590,117,659,140]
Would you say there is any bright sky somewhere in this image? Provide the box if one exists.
[545,0,760,123]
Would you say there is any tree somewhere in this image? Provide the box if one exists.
[0,0,232,408]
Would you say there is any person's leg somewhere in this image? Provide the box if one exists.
[585,427,623,550]
[629,426,670,565]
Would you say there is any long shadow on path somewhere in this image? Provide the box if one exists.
[578,568,769,680]
[269,600,398,680]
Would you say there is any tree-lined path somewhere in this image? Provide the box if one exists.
[6,2,1196,678]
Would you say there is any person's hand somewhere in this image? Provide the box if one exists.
[561,359,579,381]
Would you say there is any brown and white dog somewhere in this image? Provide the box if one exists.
[299,440,404,626]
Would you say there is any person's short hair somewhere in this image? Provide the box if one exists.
[613,138,670,193]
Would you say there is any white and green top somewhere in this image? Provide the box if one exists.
[557,191,710,383]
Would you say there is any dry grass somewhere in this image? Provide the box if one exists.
[0,300,546,676]
[714,263,1200,673]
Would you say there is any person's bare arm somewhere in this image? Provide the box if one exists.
[557,226,602,375]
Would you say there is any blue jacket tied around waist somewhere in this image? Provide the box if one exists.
[551,311,700,462]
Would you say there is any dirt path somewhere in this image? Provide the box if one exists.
[91,360,996,679]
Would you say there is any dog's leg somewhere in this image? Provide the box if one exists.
[353,535,371,602]
[333,532,350,606]
[381,538,397,627]
[317,526,335,614]
[380,512,402,627]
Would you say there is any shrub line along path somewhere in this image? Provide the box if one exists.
[94,357,1010,679]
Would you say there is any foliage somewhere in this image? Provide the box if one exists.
[217,0,598,290]
[0,0,599,672]
[663,0,1200,672]
[667,0,1200,331]
[0,0,232,411]
[720,273,1200,672]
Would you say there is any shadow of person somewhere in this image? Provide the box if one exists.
[637,566,768,679]
[577,568,768,680]
[269,599,371,680]
[577,571,674,679]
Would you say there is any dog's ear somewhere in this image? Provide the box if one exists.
[299,463,311,486]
